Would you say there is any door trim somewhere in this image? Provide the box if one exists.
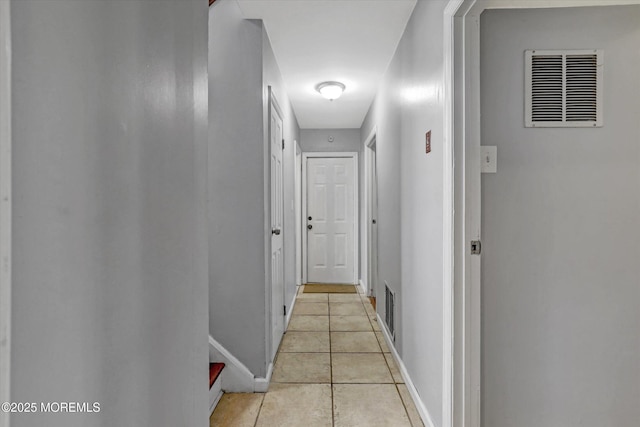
[302,152,359,285]
[442,2,466,427]
[0,2,11,424]
[448,1,640,426]
[294,142,302,286]
[362,127,377,297]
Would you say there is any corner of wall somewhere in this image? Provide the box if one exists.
[209,336,268,393]
[209,0,269,380]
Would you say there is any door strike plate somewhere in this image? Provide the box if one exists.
[471,240,481,255]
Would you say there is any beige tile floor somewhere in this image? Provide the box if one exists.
[210,285,424,427]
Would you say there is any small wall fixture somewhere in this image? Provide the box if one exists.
[316,81,345,101]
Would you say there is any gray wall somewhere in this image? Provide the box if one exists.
[360,0,449,423]
[209,0,300,377]
[480,6,640,427]
[10,1,209,425]
[209,0,266,376]
[300,129,361,153]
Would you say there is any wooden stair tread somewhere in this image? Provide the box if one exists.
[209,363,225,389]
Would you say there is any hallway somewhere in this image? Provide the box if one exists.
[210,285,423,427]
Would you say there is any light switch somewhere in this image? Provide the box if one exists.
[480,146,497,173]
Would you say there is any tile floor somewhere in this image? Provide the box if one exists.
[210,285,424,427]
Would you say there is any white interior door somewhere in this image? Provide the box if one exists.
[306,156,356,284]
[269,94,284,359]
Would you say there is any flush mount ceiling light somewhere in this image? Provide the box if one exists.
[316,81,346,101]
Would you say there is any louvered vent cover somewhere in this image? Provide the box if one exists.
[525,50,603,127]
[385,283,395,340]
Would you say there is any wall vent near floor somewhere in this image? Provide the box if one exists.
[525,49,603,128]
[384,282,395,340]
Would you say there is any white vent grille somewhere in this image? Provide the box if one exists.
[384,283,395,339]
[566,55,599,122]
[530,54,563,122]
[525,50,603,127]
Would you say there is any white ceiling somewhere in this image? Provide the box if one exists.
[236,0,417,129]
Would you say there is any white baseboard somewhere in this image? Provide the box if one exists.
[209,288,294,395]
[285,288,298,330]
[209,375,223,415]
[209,335,275,393]
[359,279,367,296]
[254,362,273,392]
[209,336,255,392]
[377,314,436,427]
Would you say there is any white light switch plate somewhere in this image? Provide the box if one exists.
[480,146,497,173]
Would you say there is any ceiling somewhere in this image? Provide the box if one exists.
[236,0,417,129]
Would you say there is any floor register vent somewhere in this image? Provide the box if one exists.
[385,283,395,340]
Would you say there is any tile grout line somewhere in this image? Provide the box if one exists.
[395,383,417,427]
[362,290,414,425]
[361,294,394,376]
[362,286,414,425]
[252,383,266,427]
[257,289,406,426]
[362,294,386,354]
[381,351,397,383]
[221,287,413,427]
[328,293,335,427]
[254,286,301,427]
[252,289,300,427]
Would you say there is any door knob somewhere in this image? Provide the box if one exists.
[307,224,313,230]
[272,228,281,235]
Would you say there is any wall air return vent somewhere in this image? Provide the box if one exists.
[525,50,603,128]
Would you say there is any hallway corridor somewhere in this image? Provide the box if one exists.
[210,285,424,427]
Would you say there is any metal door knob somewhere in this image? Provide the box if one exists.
[307,224,313,230]
[272,228,281,235]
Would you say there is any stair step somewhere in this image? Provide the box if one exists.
[209,362,225,389]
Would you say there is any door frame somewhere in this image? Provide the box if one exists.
[0,1,11,425]
[294,142,302,286]
[362,127,377,297]
[302,152,359,285]
[266,87,285,364]
[448,1,640,426]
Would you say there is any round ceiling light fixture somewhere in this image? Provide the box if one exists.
[316,81,346,101]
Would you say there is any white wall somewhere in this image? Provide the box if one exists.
[360,1,449,424]
[480,6,640,426]
[300,129,361,153]
[209,0,300,377]
[10,1,209,425]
